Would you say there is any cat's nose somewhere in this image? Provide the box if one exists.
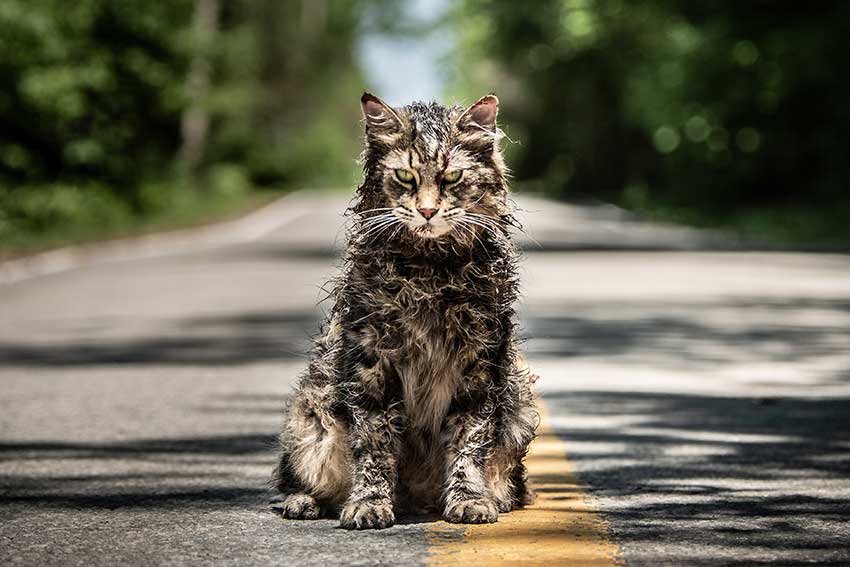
[418,208,437,220]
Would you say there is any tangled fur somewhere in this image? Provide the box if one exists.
[271,93,538,530]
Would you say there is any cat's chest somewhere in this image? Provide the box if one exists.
[359,263,500,361]
[352,262,502,430]
[391,287,488,432]
[374,277,461,429]
[382,264,497,320]
[397,331,460,433]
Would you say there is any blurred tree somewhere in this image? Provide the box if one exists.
[211,0,375,187]
[178,0,220,174]
[449,0,850,241]
[0,0,393,249]
[0,0,380,191]
[0,0,191,190]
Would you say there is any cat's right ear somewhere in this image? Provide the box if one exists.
[361,92,402,136]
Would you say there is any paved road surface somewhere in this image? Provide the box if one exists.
[2,192,849,565]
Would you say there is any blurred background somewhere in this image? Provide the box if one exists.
[1,0,849,256]
[3,3,850,563]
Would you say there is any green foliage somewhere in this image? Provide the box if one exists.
[0,0,382,252]
[0,176,272,257]
[0,0,190,188]
[0,183,132,244]
[449,0,850,242]
[206,0,372,188]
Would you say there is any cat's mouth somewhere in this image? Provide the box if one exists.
[411,221,451,239]
[388,206,453,239]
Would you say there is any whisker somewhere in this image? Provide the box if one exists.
[361,218,398,234]
[366,220,402,241]
[453,220,479,244]
[467,212,540,247]
[360,211,394,220]
[357,221,393,233]
[456,218,492,235]
[467,211,528,236]
[465,212,510,226]
[355,208,395,220]
[460,217,504,234]
[463,215,513,237]
[459,220,510,247]
[454,219,493,258]
[359,215,394,226]
[359,218,400,238]
[358,213,396,228]
[467,192,489,208]
[389,223,405,241]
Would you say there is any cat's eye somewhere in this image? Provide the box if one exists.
[442,170,462,184]
[395,169,415,183]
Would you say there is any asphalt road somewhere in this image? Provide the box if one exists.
[2,191,849,566]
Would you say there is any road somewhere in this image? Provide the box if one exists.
[1,191,849,566]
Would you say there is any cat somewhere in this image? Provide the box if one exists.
[270,93,538,530]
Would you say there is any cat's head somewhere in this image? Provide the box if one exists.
[356,93,510,243]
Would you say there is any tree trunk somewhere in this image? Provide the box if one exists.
[178,0,220,175]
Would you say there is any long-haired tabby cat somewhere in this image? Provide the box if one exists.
[271,93,538,530]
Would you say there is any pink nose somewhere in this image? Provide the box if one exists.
[418,208,437,220]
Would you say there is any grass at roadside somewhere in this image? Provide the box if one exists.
[617,186,850,250]
[634,204,850,250]
[0,170,290,260]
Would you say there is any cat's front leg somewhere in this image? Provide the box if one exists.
[339,405,403,529]
[442,387,500,524]
[338,360,404,530]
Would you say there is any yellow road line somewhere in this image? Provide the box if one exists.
[426,399,621,566]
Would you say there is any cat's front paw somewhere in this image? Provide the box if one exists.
[444,498,499,524]
[269,493,321,520]
[339,498,395,530]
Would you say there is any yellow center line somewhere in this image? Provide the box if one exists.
[426,399,622,566]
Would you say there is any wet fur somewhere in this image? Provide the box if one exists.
[271,94,538,529]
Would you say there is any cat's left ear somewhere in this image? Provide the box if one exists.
[361,92,402,135]
[457,94,498,133]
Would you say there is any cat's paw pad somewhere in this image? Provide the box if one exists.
[269,493,321,520]
[339,499,395,530]
[444,498,499,524]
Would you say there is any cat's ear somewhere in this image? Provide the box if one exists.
[361,92,402,135]
[457,94,499,133]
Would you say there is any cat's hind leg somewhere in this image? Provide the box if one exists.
[271,384,351,519]
[488,404,539,513]
[269,492,322,520]
[486,458,536,513]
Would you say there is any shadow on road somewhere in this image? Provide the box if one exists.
[0,433,277,461]
[2,484,268,511]
[544,390,850,565]
[523,296,850,376]
[3,278,850,564]
[0,310,321,367]
[0,393,289,513]
[4,295,849,372]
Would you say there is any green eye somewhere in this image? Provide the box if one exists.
[395,169,415,183]
[442,170,462,184]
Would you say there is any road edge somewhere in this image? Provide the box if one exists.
[0,190,313,285]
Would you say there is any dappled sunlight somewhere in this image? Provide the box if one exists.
[539,390,850,564]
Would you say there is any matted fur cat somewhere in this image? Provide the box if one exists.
[270,93,538,530]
